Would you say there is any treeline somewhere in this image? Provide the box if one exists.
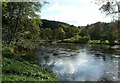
[86,21,120,45]
[40,20,120,45]
[40,21,84,42]
[2,3,120,50]
[40,19,90,43]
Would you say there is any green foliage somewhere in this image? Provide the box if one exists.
[2,56,59,81]
[39,20,82,42]
[101,40,109,44]
[54,27,65,40]
[40,19,120,45]
[82,36,90,42]
[41,19,70,30]
[88,40,114,45]
[63,26,80,38]
[64,36,89,43]
[86,21,120,45]
[87,22,104,40]
[2,2,42,47]
[40,28,53,41]
[2,47,15,58]
[97,1,120,44]
[88,40,101,44]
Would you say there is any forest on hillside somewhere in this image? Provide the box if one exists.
[39,19,120,45]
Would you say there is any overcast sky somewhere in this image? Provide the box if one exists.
[41,0,113,26]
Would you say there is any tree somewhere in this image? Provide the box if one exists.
[63,26,80,38]
[87,22,104,40]
[54,27,65,40]
[94,0,120,43]
[40,28,53,41]
[2,2,42,48]
[94,0,120,19]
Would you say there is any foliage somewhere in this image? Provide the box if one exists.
[63,25,80,38]
[89,40,101,44]
[2,2,42,48]
[40,20,82,42]
[99,1,120,18]
[2,47,15,58]
[95,0,120,43]
[40,28,53,41]
[64,36,89,43]
[40,19,120,45]
[86,21,120,45]
[54,27,65,40]
[2,55,59,81]
[87,22,104,40]
[41,19,70,30]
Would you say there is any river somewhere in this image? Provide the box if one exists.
[33,43,120,81]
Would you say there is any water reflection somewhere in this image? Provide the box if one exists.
[34,43,120,81]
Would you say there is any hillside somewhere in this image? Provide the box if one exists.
[41,19,74,29]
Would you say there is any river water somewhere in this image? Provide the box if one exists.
[34,43,120,81]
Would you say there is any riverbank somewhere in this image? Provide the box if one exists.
[54,39,120,45]
[2,48,59,82]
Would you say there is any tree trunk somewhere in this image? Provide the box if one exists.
[8,3,23,45]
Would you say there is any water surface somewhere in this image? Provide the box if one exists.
[34,43,120,81]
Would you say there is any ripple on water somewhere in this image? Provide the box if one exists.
[34,44,120,81]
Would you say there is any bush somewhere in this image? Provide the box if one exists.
[62,35,90,43]
[2,47,15,58]
[64,36,89,43]
[80,36,90,43]
[102,40,109,44]
[2,57,58,81]
[88,40,101,44]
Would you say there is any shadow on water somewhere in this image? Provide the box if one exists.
[33,43,120,81]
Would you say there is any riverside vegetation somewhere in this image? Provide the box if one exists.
[2,2,59,82]
[2,1,120,82]
[2,47,58,81]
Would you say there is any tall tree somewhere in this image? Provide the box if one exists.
[94,0,120,43]
[2,2,42,48]
[40,28,53,41]
[54,27,65,40]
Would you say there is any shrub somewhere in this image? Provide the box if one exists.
[80,36,90,43]
[2,47,15,58]
[67,36,89,43]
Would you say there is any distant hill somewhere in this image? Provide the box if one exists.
[41,19,74,29]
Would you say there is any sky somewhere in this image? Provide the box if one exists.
[40,0,113,26]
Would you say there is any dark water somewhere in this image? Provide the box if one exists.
[34,43,120,81]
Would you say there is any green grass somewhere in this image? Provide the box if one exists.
[2,57,59,82]
[2,48,59,82]
[63,36,89,43]
[88,40,101,44]
[88,40,120,45]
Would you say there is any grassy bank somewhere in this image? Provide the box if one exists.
[2,48,59,82]
[88,40,120,45]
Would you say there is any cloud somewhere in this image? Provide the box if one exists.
[41,0,112,26]
[47,2,60,11]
